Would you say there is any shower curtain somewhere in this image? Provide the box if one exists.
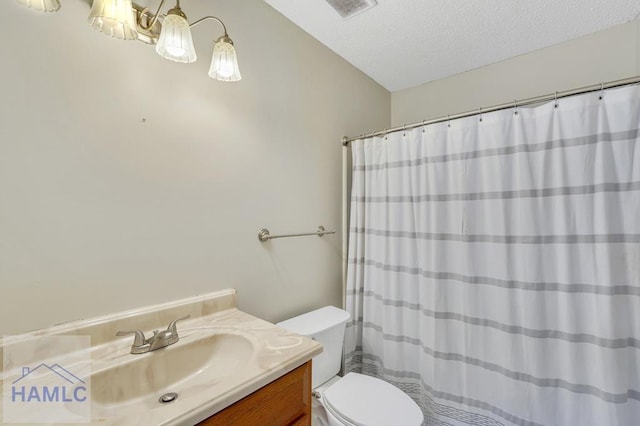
[344,85,640,426]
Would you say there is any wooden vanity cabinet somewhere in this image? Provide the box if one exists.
[198,360,312,426]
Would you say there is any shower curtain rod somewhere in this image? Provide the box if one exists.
[341,75,640,145]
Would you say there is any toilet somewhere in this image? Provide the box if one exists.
[277,306,424,426]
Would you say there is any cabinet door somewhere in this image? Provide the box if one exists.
[199,361,312,426]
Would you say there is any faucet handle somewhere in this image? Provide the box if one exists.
[116,329,147,347]
[166,315,191,334]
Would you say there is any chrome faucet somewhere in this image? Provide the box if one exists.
[116,315,191,354]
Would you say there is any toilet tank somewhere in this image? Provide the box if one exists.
[277,306,351,388]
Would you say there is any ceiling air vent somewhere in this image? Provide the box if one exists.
[324,0,378,19]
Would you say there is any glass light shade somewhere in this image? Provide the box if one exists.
[208,39,241,82]
[88,0,138,40]
[155,14,197,63]
[16,0,60,12]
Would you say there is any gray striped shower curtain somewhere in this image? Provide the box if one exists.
[344,85,640,426]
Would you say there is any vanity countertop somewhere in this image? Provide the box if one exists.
[0,289,322,425]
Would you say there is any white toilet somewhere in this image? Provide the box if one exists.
[277,306,424,426]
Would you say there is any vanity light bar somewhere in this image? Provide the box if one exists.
[15,0,242,82]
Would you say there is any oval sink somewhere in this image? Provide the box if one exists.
[89,332,254,416]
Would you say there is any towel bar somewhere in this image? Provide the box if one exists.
[258,226,336,242]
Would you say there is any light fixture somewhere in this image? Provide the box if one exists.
[209,35,241,82]
[115,0,241,81]
[16,0,60,12]
[151,3,242,81]
[155,3,197,63]
[16,0,242,81]
[88,0,138,40]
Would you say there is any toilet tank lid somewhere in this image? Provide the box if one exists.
[323,373,424,426]
[276,306,351,336]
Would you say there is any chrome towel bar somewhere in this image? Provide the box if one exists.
[258,226,336,242]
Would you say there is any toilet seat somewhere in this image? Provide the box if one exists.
[321,373,423,426]
[322,399,358,426]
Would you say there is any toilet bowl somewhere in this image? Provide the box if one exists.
[277,306,423,426]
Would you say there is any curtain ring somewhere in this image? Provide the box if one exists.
[554,91,559,108]
[599,82,605,100]
[479,107,483,122]
[422,119,426,132]
[403,124,408,136]
[514,99,519,115]
[447,114,451,128]
[384,128,389,140]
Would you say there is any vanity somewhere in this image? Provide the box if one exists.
[199,361,312,425]
[0,289,322,425]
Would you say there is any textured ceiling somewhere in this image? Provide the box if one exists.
[264,0,640,92]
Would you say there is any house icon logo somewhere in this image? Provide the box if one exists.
[3,334,91,423]
[11,363,87,403]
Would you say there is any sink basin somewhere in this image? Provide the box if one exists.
[2,290,323,425]
[87,332,254,417]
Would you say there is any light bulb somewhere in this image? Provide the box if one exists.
[216,58,235,78]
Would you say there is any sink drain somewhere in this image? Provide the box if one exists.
[159,392,178,404]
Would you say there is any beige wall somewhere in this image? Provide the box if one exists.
[0,0,390,335]
[391,20,640,126]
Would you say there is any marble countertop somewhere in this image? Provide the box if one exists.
[0,289,322,425]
